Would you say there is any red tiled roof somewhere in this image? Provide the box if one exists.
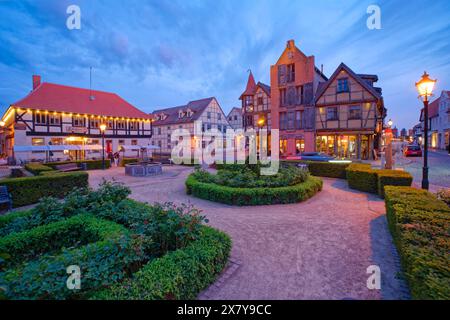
[240,71,257,98]
[12,82,151,119]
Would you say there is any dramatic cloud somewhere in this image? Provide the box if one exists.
[0,0,449,130]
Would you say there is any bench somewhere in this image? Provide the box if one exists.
[55,163,80,172]
[0,186,13,211]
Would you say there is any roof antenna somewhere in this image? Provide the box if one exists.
[89,67,95,101]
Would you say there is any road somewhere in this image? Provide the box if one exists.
[399,150,450,190]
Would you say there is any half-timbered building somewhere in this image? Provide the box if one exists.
[314,63,385,160]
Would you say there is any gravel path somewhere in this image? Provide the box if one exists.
[89,166,409,300]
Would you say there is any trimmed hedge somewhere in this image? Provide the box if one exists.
[92,226,231,300]
[0,215,146,300]
[46,159,111,170]
[346,164,413,196]
[283,160,350,179]
[24,163,54,176]
[0,172,89,207]
[377,170,413,198]
[186,174,323,206]
[346,164,378,193]
[384,186,450,300]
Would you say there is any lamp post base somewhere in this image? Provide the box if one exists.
[422,166,429,190]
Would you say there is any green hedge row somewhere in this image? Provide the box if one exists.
[346,164,412,197]
[0,214,124,269]
[384,186,450,300]
[283,160,350,179]
[0,172,89,207]
[186,174,323,206]
[92,226,231,300]
[0,215,146,300]
[24,163,54,176]
[46,159,111,170]
[120,158,139,167]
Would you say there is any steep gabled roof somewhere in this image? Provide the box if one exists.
[151,97,215,125]
[11,82,151,119]
[256,82,271,97]
[240,71,257,99]
[314,62,382,103]
[227,107,242,118]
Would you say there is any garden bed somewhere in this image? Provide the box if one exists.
[186,165,323,205]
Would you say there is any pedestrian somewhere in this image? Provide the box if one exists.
[114,152,120,167]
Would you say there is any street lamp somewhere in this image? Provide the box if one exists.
[416,71,437,190]
[99,123,107,170]
[387,119,393,128]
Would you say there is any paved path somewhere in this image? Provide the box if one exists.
[89,166,409,300]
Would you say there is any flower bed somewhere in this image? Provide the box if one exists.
[186,166,322,205]
[384,186,450,300]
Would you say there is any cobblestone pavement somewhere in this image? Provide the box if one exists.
[89,166,409,300]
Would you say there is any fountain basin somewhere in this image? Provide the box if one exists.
[125,162,163,177]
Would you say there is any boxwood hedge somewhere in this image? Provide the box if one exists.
[0,172,89,208]
[384,186,450,300]
[24,163,54,176]
[186,174,323,206]
[92,226,231,300]
[0,215,147,300]
[46,159,110,170]
[282,160,350,179]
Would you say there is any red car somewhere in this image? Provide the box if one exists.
[404,145,422,157]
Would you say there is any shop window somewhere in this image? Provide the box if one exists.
[50,138,63,145]
[32,137,45,153]
[279,139,287,155]
[295,139,305,154]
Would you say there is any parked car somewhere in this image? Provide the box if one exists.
[297,152,335,162]
[404,145,422,157]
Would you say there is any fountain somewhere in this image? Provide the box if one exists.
[121,145,163,177]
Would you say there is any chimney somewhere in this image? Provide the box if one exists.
[321,64,324,74]
[286,39,295,49]
[32,75,41,90]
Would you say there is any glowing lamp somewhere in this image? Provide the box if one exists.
[99,123,107,132]
[415,71,436,101]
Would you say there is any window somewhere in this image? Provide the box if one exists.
[118,140,125,145]
[234,115,238,121]
[207,112,211,119]
[337,78,349,93]
[218,124,222,132]
[157,127,161,135]
[50,138,63,145]
[116,121,126,130]
[348,106,361,120]
[90,119,99,129]
[257,97,263,106]
[296,86,304,104]
[131,140,137,145]
[35,113,47,125]
[107,120,114,129]
[129,121,138,130]
[218,113,221,120]
[296,111,303,129]
[287,64,295,83]
[207,124,211,130]
[49,114,60,125]
[279,112,287,130]
[287,112,295,130]
[327,107,338,121]
[73,116,85,127]
[280,89,287,106]
[32,138,45,146]
[228,117,232,121]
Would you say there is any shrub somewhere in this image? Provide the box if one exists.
[283,160,350,179]
[0,214,125,269]
[1,216,147,300]
[24,163,54,176]
[0,172,88,208]
[345,164,378,193]
[384,186,450,300]
[436,189,450,208]
[46,159,111,170]
[0,210,33,237]
[186,174,323,206]
[92,226,231,300]
[377,170,413,198]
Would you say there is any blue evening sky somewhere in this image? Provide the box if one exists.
[0,0,449,130]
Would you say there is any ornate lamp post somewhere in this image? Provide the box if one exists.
[415,71,437,190]
[99,123,107,170]
[384,119,393,169]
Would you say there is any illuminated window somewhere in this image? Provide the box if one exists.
[32,138,45,146]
